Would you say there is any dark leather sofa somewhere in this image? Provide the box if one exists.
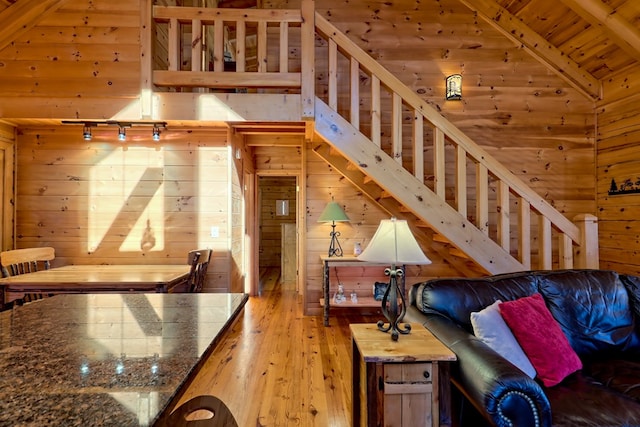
[405,269,640,427]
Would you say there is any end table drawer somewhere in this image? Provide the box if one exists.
[384,363,432,383]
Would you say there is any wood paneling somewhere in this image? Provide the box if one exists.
[596,93,640,274]
[14,125,235,292]
[258,175,296,267]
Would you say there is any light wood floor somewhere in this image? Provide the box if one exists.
[177,268,379,426]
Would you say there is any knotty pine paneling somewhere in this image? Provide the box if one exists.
[0,0,142,105]
[307,0,597,242]
[259,176,297,268]
[14,126,235,292]
[597,93,640,274]
[305,146,462,316]
[0,121,15,251]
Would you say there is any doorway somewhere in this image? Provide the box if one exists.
[257,176,298,292]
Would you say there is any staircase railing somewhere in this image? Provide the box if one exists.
[313,13,597,271]
[148,4,599,271]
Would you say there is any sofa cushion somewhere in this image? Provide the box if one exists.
[470,299,537,378]
[585,357,640,404]
[544,372,640,427]
[499,293,582,387]
[413,272,539,333]
[537,269,640,357]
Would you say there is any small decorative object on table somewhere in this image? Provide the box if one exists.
[334,284,346,304]
[353,242,362,256]
[373,282,387,301]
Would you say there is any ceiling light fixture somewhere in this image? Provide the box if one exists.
[62,120,168,142]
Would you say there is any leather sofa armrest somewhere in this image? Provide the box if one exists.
[422,314,553,427]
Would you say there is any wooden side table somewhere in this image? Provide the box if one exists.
[351,323,456,427]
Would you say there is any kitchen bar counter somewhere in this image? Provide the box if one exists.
[0,293,247,426]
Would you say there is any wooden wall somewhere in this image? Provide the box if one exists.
[0,0,144,119]
[596,68,640,275]
[258,176,297,268]
[14,126,236,292]
[0,122,15,252]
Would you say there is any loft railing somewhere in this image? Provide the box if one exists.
[149,4,599,271]
[151,5,305,91]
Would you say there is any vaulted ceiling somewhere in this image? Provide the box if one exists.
[460,0,640,99]
[0,0,638,102]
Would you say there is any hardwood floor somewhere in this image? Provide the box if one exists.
[177,268,379,426]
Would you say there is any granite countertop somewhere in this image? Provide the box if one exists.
[0,293,247,426]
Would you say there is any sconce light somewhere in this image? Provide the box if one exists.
[152,125,161,141]
[445,74,462,100]
[82,124,92,141]
[118,126,127,141]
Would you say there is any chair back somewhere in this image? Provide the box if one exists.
[164,395,238,427]
[0,247,55,277]
[0,247,56,303]
[187,249,212,293]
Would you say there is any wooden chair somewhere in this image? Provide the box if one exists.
[0,247,56,303]
[187,249,212,293]
[164,395,238,427]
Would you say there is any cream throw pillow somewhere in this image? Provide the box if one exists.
[470,299,536,378]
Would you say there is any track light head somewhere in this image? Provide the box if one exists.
[118,126,126,141]
[152,126,161,141]
[82,124,92,141]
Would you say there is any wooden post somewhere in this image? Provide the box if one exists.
[300,0,315,118]
[574,214,599,269]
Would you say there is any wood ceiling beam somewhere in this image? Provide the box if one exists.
[0,0,69,52]
[558,0,640,62]
[458,0,602,100]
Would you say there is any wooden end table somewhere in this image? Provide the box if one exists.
[351,323,456,427]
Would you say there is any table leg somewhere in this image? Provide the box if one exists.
[323,261,330,326]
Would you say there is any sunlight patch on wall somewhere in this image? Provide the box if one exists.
[88,146,166,253]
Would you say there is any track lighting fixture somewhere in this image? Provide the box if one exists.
[62,120,167,142]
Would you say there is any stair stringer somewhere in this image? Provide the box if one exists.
[312,140,489,278]
[313,97,525,276]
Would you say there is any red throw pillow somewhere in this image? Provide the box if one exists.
[499,293,582,387]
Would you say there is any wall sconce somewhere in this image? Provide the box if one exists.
[445,74,462,100]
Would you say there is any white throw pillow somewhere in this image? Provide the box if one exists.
[470,299,537,378]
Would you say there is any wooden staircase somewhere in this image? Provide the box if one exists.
[148,2,599,276]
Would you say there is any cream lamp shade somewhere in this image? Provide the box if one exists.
[358,217,430,341]
[358,218,431,265]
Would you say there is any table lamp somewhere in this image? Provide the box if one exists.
[318,201,350,257]
[358,217,431,340]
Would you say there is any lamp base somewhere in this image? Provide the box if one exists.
[377,266,409,341]
[327,223,344,257]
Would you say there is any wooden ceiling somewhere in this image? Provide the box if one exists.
[459,0,640,99]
